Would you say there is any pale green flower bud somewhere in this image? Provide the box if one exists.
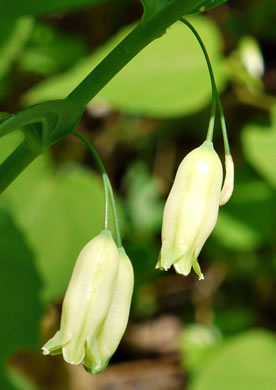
[84,248,134,374]
[157,141,223,279]
[42,230,119,366]
[220,154,234,206]
[240,36,264,79]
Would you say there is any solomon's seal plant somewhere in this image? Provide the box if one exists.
[0,0,231,375]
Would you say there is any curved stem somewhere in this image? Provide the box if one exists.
[72,131,122,246]
[67,0,205,107]
[106,177,122,248]
[180,18,230,153]
[72,131,109,229]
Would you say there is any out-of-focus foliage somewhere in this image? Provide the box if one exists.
[189,330,276,390]
[141,0,228,20]
[19,23,89,76]
[0,206,42,390]
[189,0,228,15]
[0,0,109,20]
[0,0,276,389]
[242,109,276,188]
[23,16,227,118]
[0,18,33,99]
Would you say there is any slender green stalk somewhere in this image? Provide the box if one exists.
[72,131,109,229]
[67,0,205,107]
[180,18,230,154]
[72,131,122,247]
[0,142,38,193]
[106,177,122,248]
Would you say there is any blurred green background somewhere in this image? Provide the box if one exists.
[0,0,276,389]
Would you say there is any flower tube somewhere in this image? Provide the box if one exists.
[42,230,119,366]
[157,141,223,279]
[84,248,134,374]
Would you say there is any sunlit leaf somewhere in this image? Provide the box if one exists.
[24,16,227,118]
[190,330,276,390]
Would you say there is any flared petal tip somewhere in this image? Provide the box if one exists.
[173,263,191,276]
[41,346,50,355]
[155,262,170,271]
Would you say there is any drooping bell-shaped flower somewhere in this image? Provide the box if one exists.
[157,140,223,279]
[42,230,120,366]
[83,248,134,374]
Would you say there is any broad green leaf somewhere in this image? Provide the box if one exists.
[0,0,109,20]
[189,0,228,15]
[190,330,276,390]
[0,207,43,390]
[24,16,227,118]
[242,110,276,188]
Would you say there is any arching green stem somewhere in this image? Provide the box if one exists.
[180,18,230,154]
[71,131,122,247]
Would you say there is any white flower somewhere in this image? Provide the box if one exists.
[42,230,124,372]
[84,248,134,374]
[157,141,223,279]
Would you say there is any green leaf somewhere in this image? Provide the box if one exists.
[0,0,109,20]
[24,16,227,118]
[190,330,276,390]
[242,109,276,188]
[180,325,222,374]
[0,206,43,390]
[188,0,228,15]
[5,167,107,302]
